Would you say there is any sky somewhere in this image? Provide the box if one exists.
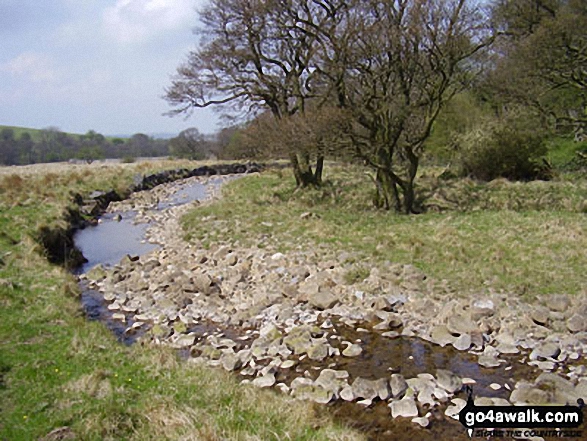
[0,0,219,136]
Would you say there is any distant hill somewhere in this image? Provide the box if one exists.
[108,132,177,140]
[0,125,126,142]
[0,124,170,165]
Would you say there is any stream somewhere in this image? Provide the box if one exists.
[72,175,574,441]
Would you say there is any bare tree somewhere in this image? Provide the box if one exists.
[165,0,347,187]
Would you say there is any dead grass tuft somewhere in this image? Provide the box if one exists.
[63,370,113,400]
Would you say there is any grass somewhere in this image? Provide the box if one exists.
[0,161,360,441]
[546,136,587,170]
[182,165,587,299]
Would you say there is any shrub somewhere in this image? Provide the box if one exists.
[454,117,550,181]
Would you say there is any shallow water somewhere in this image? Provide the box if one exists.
[73,212,157,274]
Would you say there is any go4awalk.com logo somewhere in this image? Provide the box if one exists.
[459,387,585,439]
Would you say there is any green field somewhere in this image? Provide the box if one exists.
[183,165,587,299]
[0,124,126,142]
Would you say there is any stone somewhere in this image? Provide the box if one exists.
[373,312,403,329]
[314,369,348,396]
[308,290,339,310]
[445,398,466,420]
[340,386,355,401]
[412,416,430,428]
[567,314,586,333]
[535,373,579,404]
[220,353,242,372]
[307,342,329,361]
[390,398,418,418]
[452,334,472,351]
[283,326,313,355]
[174,334,196,347]
[112,313,126,321]
[191,272,212,295]
[281,360,296,369]
[252,372,276,388]
[496,343,520,355]
[575,380,587,399]
[433,387,449,402]
[259,323,282,341]
[390,374,409,399]
[530,306,550,326]
[474,397,494,406]
[510,384,552,405]
[417,385,437,407]
[351,377,380,402]
[342,343,362,357]
[447,314,478,335]
[290,377,333,404]
[478,355,501,368]
[430,325,456,347]
[436,369,462,394]
[549,294,571,312]
[530,342,561,360]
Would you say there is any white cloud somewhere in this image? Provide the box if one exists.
[102,0,198,44]
[0,52,60,83]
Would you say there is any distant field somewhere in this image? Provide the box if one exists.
[0,124,126,142]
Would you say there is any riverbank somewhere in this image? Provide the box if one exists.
[80,165,586,439]
[0,161,358,441]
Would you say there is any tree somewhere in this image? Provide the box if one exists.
[165,0,347,187]
[17,132,34,165]
[334,0,492,212]
[168,128,209,160]
[0,128,18,165]
[488,0,587,137]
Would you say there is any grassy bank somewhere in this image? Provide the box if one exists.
[182,165,587,299]
[0,162,359,441]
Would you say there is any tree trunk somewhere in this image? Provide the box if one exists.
[290,152,319,188]
[373,168,401,212]
[314,154,324,185]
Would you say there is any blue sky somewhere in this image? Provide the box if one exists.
[0,0,218,136]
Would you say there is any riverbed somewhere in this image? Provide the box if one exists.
[74,172,587,440]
